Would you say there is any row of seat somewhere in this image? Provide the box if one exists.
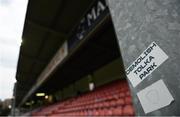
[51,105,134,116]
[30,80,135,116]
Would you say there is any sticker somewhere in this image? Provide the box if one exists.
[126,42,168,87]
[137,79,174,114]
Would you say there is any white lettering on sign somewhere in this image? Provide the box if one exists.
[126,42,168,87]
[87,1,106,26]
[76,0,107,40]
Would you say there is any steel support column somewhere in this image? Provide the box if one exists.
[107,0,180,116]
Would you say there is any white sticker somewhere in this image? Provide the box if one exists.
[126,42,168,87]
[137,79,174,114]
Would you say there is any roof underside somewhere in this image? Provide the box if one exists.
[16,0,95,106]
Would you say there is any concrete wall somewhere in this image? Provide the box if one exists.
[107,0,180,115]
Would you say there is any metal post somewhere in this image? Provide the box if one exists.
[107,0,180,116]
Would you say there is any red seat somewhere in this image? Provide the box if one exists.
[104,108,113,116]
[93,109,99,116]
[87,110,93,116]
[112,106,122,116]
[116,98,125,106]
[84,110,88,116]
[126,91,131,96]
[98,109,105,116]
[109,100,116,107]
[103,102,110,108]
[123,105,135,116]
[119,92,125,98]
[125,96,132,104]
[97,103,103,108]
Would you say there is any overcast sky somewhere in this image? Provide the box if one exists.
[0,0,28,100]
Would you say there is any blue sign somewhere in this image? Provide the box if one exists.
[68,0,108,50]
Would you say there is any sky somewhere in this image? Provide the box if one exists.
[0,0,28,100]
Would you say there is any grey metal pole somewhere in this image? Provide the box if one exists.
[107,0,180,116]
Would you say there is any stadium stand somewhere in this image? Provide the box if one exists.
[29,80,134,116]
[14,0,136,116]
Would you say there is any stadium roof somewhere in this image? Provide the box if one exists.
[15,0,122,107]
